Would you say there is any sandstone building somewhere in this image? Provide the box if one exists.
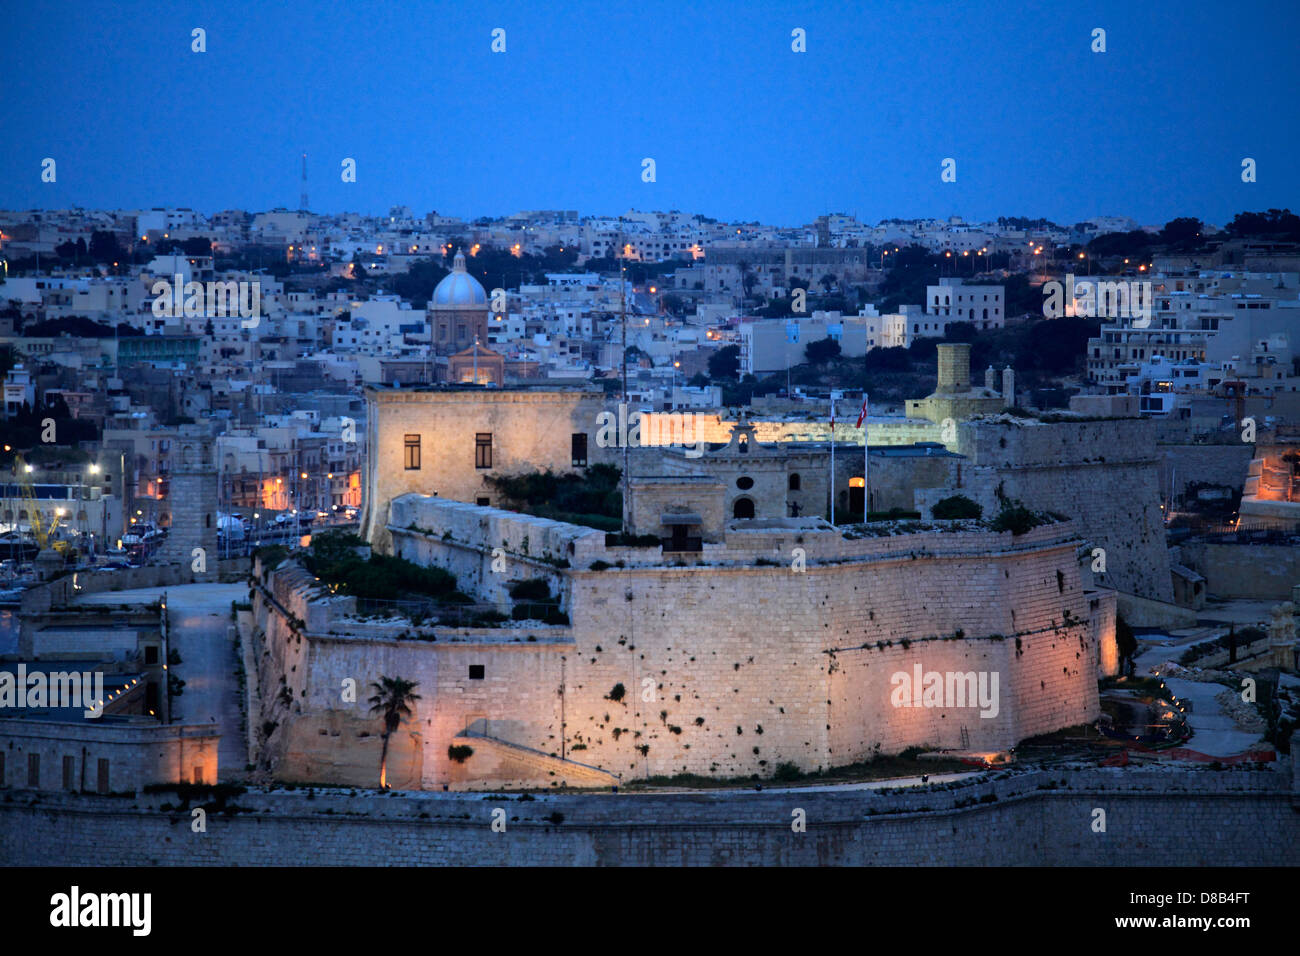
[360,386,615,552]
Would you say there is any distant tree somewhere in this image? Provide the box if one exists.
[1087,229,1152,260]
[368,676,422,790]
[387,258,450,308]
[1226,209,1300,241]
[908,336,940,362]
[708,344,741,380]
[805,337,842,364]
[687,372,710,388]
[943,321,979,343]
[754,296,796,318]
[819,273,837,291]
[89,230,125,263]
[863,346,911,372]
[21,315,119,338]
[1158,217,1204,250]
[1021,317,1098,374]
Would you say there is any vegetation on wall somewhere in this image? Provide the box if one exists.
[301,530,459,601]
[485,464,622,530]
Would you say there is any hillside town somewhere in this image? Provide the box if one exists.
[2,206,1297,568]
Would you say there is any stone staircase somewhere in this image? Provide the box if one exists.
[454,729,619,789]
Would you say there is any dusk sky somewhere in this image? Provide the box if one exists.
[4,0,1298,227]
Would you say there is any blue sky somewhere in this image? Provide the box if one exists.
[3,0,1297,227]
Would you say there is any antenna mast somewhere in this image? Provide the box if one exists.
[300,152,309,212]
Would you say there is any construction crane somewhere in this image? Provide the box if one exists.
[13,453,63,551]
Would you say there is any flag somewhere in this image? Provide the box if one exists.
[855,395,868,428]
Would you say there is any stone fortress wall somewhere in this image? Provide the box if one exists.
[3,762,1296,866]
[646,408,1175,604]
[250,496,1116,791]
[946,418,1175,603]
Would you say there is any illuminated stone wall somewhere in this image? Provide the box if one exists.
[252,500,1109,789]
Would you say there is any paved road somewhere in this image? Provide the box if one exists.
[629,771,981,796]
[75,583,248,780]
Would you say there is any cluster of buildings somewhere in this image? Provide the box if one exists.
[1085,262,1300,416]
[0,202,1297,799]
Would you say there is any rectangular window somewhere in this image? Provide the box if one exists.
[571,433,588,467]
[28,753,39,788]
[469,664,485,680]
[475,433,492,469]
[97,759,110,794]
[404,434,421,470]
[63,755,75,790]
[476,497,490,507]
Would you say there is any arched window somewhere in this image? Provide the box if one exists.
[788,473,801,490]
[733,497,755,519]
[982,308,988,320]
[738,436,749,454]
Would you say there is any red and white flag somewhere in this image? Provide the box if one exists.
[855,394,868,428]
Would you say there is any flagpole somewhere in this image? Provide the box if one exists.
[829,393,835,526]
[863,390,869,519]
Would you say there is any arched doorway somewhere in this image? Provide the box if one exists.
[733,497,755,519]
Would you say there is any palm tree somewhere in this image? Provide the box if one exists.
[368,676,422,790]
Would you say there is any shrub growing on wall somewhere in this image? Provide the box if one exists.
[990,500,1041,535]
[509,578,552,602]
[931,495,983,520]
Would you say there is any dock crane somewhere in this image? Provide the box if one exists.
[13,453,63,552]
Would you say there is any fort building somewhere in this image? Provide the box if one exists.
[250,495,1117,791]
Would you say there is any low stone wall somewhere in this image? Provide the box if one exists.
[0,764,1294,866]
[1114,591,1199,629]
[1180,541,1300,600]
[20,558,251,618]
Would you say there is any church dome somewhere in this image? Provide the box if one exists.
[431,250,488,309]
